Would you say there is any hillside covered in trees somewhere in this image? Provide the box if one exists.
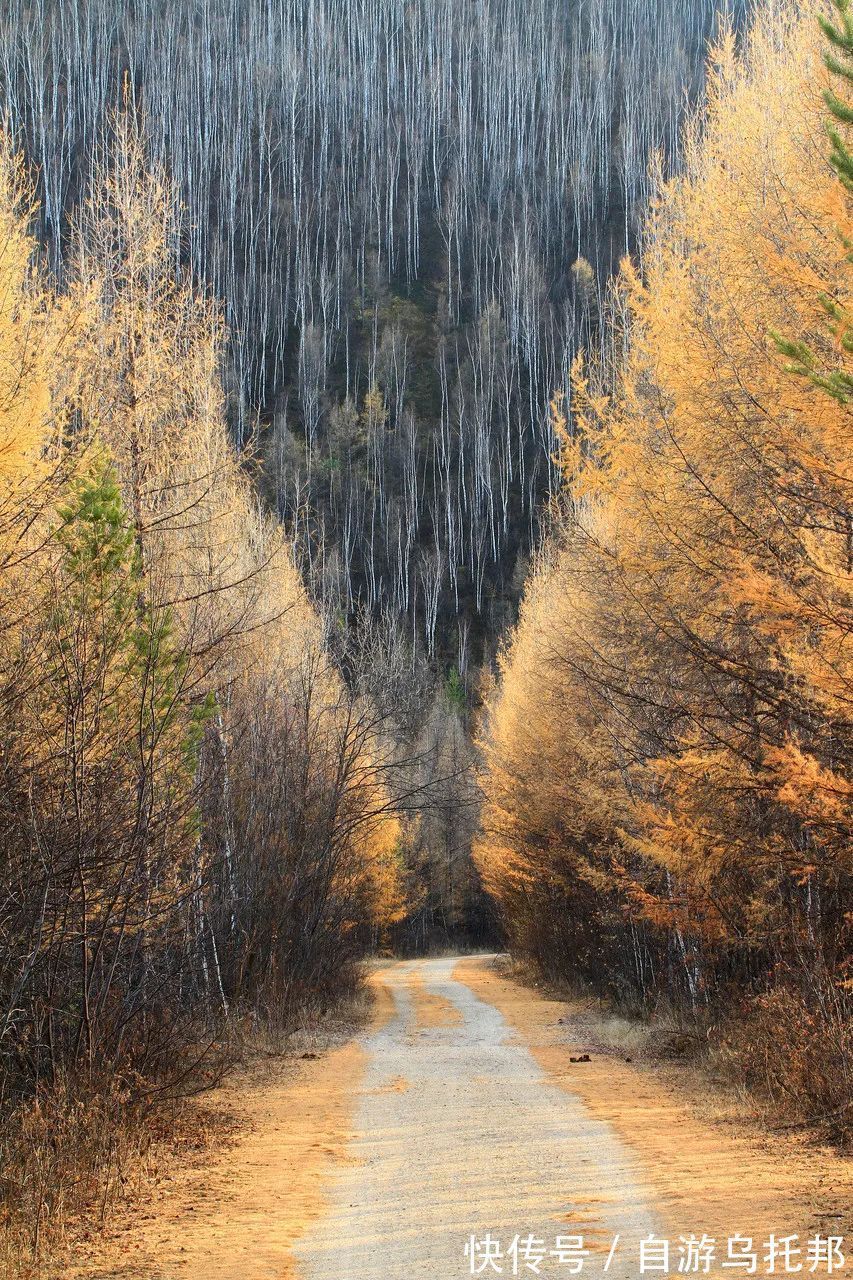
[0,0,741,662]
[0,0,753,959]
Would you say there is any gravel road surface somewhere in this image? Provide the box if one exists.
[293,957,660,1280]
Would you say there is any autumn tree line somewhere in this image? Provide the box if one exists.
[0,115,422,1257]
[476,0,852,1135]
[0,11,846,1271]
[0,0,747,998]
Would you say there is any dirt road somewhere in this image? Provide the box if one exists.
[294,957,659,1279]
[80,956,851,1280]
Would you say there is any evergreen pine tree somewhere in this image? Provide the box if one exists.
[821,0,853,190]
[772,0,853,402]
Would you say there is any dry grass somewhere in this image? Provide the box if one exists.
[0,970,377,1280]
[0,1075,208,1280]
[715,983,853,1145]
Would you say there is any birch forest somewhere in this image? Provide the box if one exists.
[0,0,741,654]
[0,0,850,1268]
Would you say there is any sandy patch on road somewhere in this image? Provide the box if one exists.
[368,1074,411,1095]
[69,970,395,1280]
[409,963,464,1032]
[455,958,852,1251]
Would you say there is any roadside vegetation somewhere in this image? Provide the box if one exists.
[476,0,852,1143]
[0,118,407,1273]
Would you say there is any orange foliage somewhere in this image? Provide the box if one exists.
[477,0,852,1052]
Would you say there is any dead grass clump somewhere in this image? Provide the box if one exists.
[715,982,853,1147]
[0,1073,173,1278]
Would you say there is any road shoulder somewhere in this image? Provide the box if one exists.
[454,957,852,1251]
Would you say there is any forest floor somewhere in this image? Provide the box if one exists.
[63,956,851,1280]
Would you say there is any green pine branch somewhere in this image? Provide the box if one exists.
[770,0,853,403]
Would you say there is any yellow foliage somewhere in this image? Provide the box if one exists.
[0,135,51,491]
[478,0,852,975]
[0,117,406,1064]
